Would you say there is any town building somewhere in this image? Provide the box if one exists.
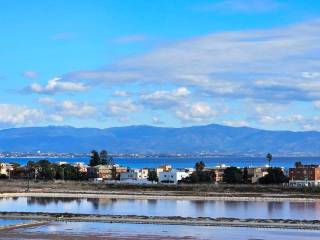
[247,167,269,183]
[120,168,149,181]
[212,164,229,183]
[155,165,172,177]
[289,163,320,187]
[87,165,114,180]
[158,169,192,184]
[112,165,128,180]
[0,163,14,177]
[72,162,88,173]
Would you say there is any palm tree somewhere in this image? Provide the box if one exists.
[266,153,273,167]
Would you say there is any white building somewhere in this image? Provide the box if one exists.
[249,167,269,184]
[159,169,192,184]
[120,168,149,181]
[0,163,14,177]
[72,162,89,173]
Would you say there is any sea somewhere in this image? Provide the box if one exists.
[1,156,320,169]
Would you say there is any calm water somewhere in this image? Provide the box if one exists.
[1,156,320,168]
[0,219,28,226]
[16,222,320,240]
[1,197,320,220]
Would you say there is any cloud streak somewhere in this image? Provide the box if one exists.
[59,20,320,104]
[26,77,88,95]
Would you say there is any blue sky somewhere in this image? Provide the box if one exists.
[1,0,320,130]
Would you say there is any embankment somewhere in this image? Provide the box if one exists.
[1,212,320,230]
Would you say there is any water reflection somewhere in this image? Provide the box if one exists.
[1,197,320,220]
[27,197,81,206]
[267,202,285,212]
[192,200,206,213]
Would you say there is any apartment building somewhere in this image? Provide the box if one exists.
[289,163,320,187]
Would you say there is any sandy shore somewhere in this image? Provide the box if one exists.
[1,180,320,201]
[1,191,320,202]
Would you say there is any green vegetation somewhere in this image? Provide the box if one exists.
[10,160,88,181]
[89,150,113,167]
[148,170,159,182]
[259,168,289,184]
[181,161,215,183]
[223,167,243,184]
[243,167,250,184]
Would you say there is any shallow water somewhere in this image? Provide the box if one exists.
[15,221,320,240]
[1,197,320,220]
[0,219,29,226]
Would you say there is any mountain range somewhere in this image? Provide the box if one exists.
[0,124,319,154]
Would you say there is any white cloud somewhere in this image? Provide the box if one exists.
[37,97,56,105]
[140,87,220,124]
[58,101,96,117]
[60,20,320,104]
[259,114,305,125]
[313,101,320,109]
[113,90,130,97]
[152,116,164,125]
[141,87,191,109]
[245,101,306,127]
[48,114,64,123]
[15,19,320,130]
[28,77,88,94]
[0,104,44,126]
[302,116,320,131]
[23,71,38,78]
[223,120,249,127]
[37,98,96,118]
[106,100,140,117]
[175,102,217,123]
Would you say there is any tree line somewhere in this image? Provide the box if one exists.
[1,149,114,181]
[179,154,288,184]
[4,159,87,181]
[89,150,113,166]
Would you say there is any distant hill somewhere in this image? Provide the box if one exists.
[0,124,320,154]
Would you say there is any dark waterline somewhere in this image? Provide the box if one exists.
[1,197,320,220]
[1,156,320,168]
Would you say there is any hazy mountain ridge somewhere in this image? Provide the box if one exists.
[0,124,319,154]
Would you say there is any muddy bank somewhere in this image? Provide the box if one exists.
[1,212,320,230]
